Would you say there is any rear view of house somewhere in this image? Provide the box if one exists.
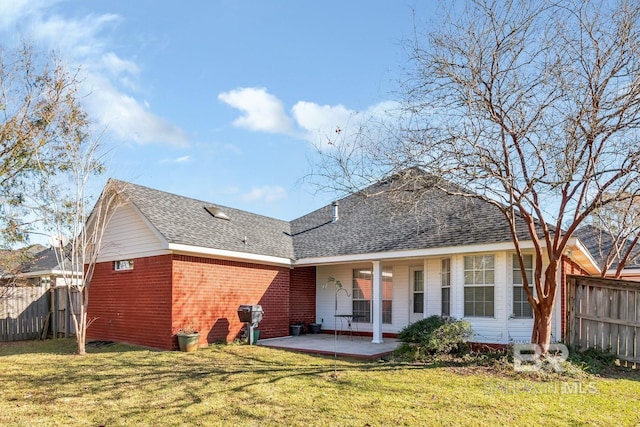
[87,176,598,350]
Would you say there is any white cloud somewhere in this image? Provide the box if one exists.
[218,87,292,133]
[219,86,400,150]
[85,74,188,146]
[0,0,51,30]
[241,186,287,203]
[1,3,188,146]
[101,52,139,77]
[292,101,357,148]
[159,155,191,164]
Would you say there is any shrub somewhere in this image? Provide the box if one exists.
[395,316,473,360]
[567,347,617,375]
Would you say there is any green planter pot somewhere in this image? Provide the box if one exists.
[177,333,199,352]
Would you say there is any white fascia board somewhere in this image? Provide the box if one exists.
[294,240,538,266]
[18,269,82,278]
[167,243,293,267]
[565,236,601,275]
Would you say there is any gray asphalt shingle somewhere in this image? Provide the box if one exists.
[115,173,537,262]
[116,180,294,260]
[290,177,533,259]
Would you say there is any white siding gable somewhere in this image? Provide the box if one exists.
[97,203,167,262]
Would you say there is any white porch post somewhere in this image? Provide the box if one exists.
[372,260,383,343]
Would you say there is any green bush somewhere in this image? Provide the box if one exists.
[567,347,617,374]
[395,316,473,360]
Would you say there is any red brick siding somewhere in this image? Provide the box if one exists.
[289,266,317,325]
[87,255,173,349]
[560,255,589,340]
[171,255,290,348]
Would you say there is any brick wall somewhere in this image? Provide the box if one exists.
[171,255,290,348]
[560,255,589,340]
[87,254,173,349]
[289,266,317,326]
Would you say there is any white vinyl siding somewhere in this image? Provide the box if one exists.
[97,204,166,262]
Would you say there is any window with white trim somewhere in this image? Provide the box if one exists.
[352,269,371,323]
[114,260,134,271]
[412,270,424,314]
[463,255,494,317]
[441,258,451,316]
[352,268,393,324]
[382,270,393,324]
[513,254,534,318]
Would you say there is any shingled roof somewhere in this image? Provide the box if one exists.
[573,224,640,271]
[18,247,65,273]
[290,174,534,259]
[113,173,538,262]
[117,180,295,260]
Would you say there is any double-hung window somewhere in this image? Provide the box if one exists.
[412,270,424,314]
[463,255,495,317]
[441,258,451,316]
[512,254,534,318]
[352,269,371,322]
[352,268,393,324]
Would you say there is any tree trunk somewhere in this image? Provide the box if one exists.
[530,261,558,353]
[531,309,552,353]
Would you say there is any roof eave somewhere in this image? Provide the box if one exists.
[295,240,541,266]
[565,237,601,275]
[167,243,293,268]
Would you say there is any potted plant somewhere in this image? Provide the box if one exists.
[177,324,200,352]
[289,322,303,336]
[309,322,322,334]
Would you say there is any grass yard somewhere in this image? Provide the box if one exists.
[0,339,639,426]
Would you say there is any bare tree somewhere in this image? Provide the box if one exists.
[0,42,88,246]
[581,195,640,278]
[32,132,126,355]
[312,0,640,351]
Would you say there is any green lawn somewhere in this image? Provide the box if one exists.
[0,339,638,426]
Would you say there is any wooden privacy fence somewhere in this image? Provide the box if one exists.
[567,275,639,367]
[0,285,50,341]
[0,284,77,342]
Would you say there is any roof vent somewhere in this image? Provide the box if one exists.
[205,206,230,220]
[331,201,339,223]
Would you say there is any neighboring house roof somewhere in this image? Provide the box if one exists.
[0,245,48,278]
[117,180,295,260]
[573,224,640,272]
[18,247,66,274]
[290,175,535,259]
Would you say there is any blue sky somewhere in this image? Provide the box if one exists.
[0,1,437,222]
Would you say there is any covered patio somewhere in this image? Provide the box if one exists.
[258,334,399,360]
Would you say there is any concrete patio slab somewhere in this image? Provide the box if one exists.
[258,333,399,360]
